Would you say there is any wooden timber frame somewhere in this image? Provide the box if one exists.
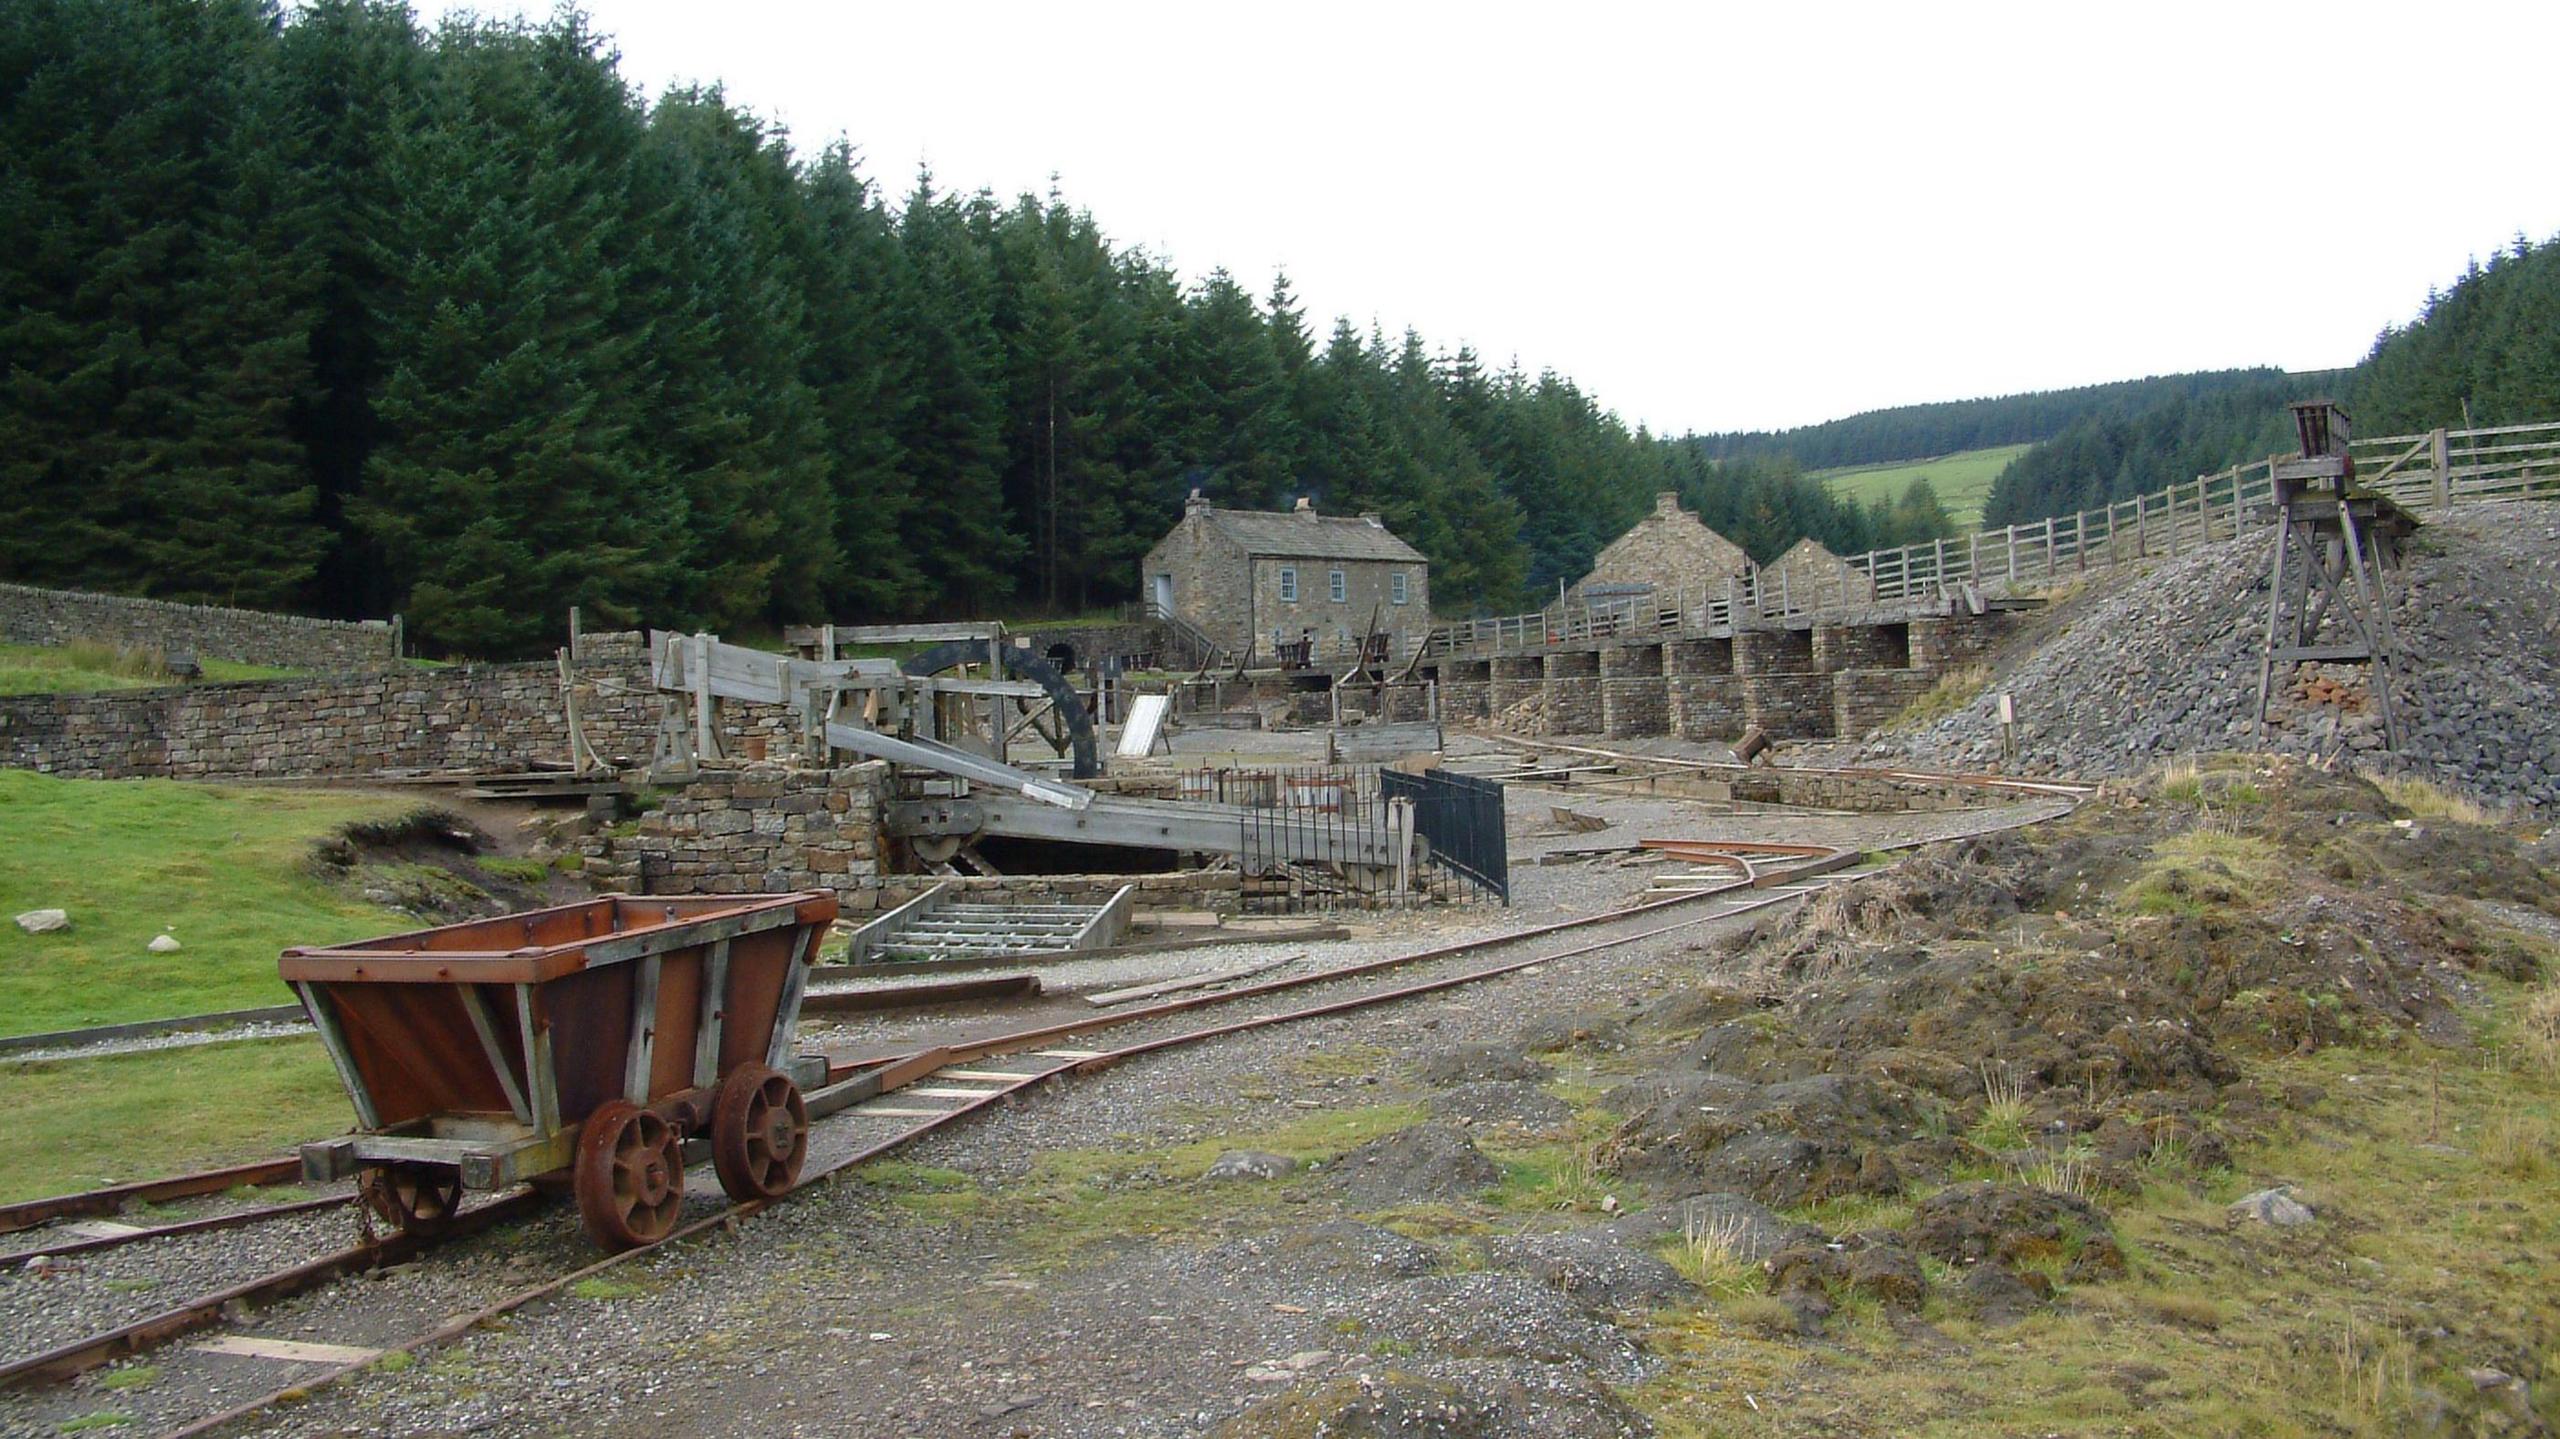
[2252,402,2416,751]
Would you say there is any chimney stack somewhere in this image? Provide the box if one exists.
[1654,491,1681,516]
[1185,488,1208,517]
[1294,496,1316,519]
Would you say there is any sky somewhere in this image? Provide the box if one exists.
[417,0,2560,436]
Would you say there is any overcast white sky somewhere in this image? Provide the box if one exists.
[419,0,2560,436]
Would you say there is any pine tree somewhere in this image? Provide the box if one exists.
[892,172,1023,610]
[0,0,328,606]
[632,87,836,631]
[352,14,680,655]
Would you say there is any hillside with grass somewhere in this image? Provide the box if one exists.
[1810,443,2030,531]
[0,640,298,694]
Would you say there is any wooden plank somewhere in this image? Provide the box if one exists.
[1082,956,1298,1007]
[194,1336,383,1366]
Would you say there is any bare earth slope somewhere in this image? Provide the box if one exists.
[1875,503,2560,811]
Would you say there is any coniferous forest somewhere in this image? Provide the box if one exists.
[9,5,2548,658]
[0,0,1933,657]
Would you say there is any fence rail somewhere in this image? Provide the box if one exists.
[1425,419,2560,657]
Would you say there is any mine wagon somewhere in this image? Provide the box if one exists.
[283,892,838,1251]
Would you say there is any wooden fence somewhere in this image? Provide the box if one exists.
[1426,420,2560,656]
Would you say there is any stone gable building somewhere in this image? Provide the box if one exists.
[1559,492,1753,615]
[1141,494,1431,662]
[1761,536,1876,611]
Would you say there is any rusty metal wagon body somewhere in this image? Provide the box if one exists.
[283,892,838,1250]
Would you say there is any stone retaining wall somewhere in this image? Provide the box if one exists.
[1832,668,1941,738]
[1740,672,1834,738]
[0,647,661,779]
[1668,674,1744,740]
[1543,651,1601,733]
[0,581,399,671]
[584,762,888,897]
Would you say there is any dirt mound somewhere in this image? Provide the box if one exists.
[1327,1125,1504,1208]
[1906,1182,2126,1281]
[1515,1011,1632,1055]
[1607,767,2553,1211]
[1424,1081,1574,1136]
[1476,1230,1694,1314]
[1208,1221,1442,1282]
[1881,505,2560,812]
[1211,1365,1648,1439]
[304,806,558,921]
[1356,1273,1653,1379]
[1416,1043,1552,1085]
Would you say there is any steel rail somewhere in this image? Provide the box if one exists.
[0,1160,306,1237]
[3,1195,352,1265]
[157,868,1853,1439]
[0,1192,546,1387]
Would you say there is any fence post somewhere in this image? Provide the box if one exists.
[2432,427,2450,506]
[2068,512,2081,574]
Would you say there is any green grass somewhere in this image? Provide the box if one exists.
[0,770,414,1035]
[1809,443,2032,530]
[0,1041,348,1203]
[0,641,298,695]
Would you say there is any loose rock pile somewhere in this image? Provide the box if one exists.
[1878,505,2560,811]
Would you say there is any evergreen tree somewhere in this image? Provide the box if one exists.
[352,14,680,654]
[0,0,328,606]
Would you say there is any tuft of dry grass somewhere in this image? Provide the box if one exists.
[1969,1062,2031,1153]
[2375,773,2500,827]
[1667,1209,1763,1299]
[1888,663,1994,731]
[2524,982,2560,1077]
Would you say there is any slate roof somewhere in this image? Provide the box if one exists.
[1198,506,1427,563]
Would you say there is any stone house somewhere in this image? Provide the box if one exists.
[1558,492,1753,616]
[1141,494,1431,662]
[1761,536,1876,612]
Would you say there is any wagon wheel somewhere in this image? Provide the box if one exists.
[710,1064,808,1201]
[573,1100,685,1251]
[358,1162,463,1237]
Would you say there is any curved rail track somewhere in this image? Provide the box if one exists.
[3,786,2085,1436]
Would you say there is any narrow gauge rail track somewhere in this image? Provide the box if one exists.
[1,843,1855,1430]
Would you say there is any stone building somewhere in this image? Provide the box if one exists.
[1141,494,1431,662]
[1559,492,1752,616]
[1761,536,1876,612]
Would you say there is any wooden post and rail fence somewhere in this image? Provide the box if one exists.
[1421,419,2560,657]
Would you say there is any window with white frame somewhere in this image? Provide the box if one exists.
[1277,566,1297,602]
[1328,568,1347,602]
[1391,571,1409,605]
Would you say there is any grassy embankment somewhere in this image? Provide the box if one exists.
[1810,442,2031,532]
[0,771,418,1200]
[0,640,300,695]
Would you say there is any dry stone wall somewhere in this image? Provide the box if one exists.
[0,631,660,780]
[0,582,399,671]
[581,762,887,898]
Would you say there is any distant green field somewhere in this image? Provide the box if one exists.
[1809,443,2032,531]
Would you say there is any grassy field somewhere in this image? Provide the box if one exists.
[0,1041,346,1202]
[0,640,300,695]
[1810,442,2032,530]
[0,770,414,1036]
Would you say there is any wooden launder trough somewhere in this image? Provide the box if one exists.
[284,892,837,1251]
